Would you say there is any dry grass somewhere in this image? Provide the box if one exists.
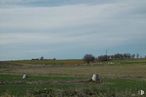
[1,63,146,79]
[0,60,146,97]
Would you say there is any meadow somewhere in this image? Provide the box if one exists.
[0,59,146,97]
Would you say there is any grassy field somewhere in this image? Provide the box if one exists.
[0,59,146,97]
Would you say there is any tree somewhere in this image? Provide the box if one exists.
[98,55,110,61]
[131,54,135,59]
[40,56,44,60]
[83,54,95,64]
[136,53,139,59]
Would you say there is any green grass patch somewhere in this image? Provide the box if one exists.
[0,74,146,97]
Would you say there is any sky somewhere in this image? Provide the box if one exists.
[0,0,146,60]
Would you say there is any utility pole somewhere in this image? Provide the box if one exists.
[106,49,108,61]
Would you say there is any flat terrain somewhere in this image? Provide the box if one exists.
[0,59,146,97]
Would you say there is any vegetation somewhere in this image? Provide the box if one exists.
[97,53,138,61]
[0,74,146,97]
[83,54,95,64]
[0,58,146,97]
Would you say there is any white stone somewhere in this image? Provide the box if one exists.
[138,90,144,95]
[22,74,26,79]
[91,74,100,81]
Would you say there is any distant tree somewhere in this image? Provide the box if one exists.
[132,54,135,59]
[83,54,95,64]
[109,53,133,59]
[53,58,56,61]
[40,56,44,60]
[32,58,39,61]
[136,53,139,59]
[114,53,123,59]
[123,53,131,59]
[98,55,110,61]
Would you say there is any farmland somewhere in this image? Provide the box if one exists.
[0,59,146,97]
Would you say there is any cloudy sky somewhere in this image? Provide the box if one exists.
[0,0,146,60]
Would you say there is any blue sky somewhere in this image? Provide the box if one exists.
[0,0,146,60]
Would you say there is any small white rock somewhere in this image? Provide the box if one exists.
[22,73,27,79]
[91,74,100,81]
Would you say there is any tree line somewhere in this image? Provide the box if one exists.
[83,53,141,64]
